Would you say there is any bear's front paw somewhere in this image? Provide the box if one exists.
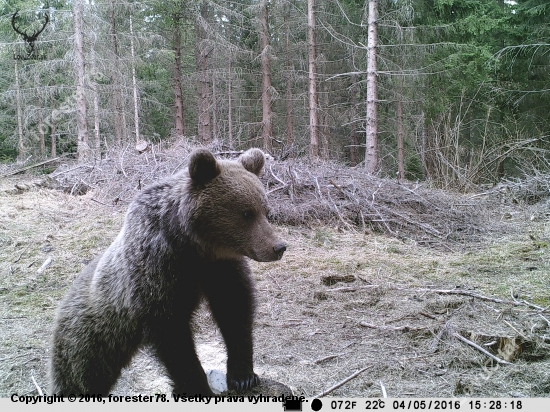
[227,372,259,392]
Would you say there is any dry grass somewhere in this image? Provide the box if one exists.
[1,148,549,397]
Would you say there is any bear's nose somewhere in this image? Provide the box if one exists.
[273,243,287,257]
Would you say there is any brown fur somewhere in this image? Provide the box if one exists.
[49,148,286,395]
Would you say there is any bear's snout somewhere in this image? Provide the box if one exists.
[273,242,286,259]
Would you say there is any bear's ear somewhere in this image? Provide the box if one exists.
[239,148,265,176]
[188,149,221,184]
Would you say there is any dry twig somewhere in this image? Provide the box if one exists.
[325,285,379,293]
[314,354,343,364]
[31,373,44,396]
[453,333,512,365]
[312,366,371,398]
[380,381,388,398]
[359,322,434,332]
[36,257,52,275]
[0,157,61,178]
[502,320,528,340]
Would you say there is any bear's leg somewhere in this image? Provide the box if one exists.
[201,260,259,392]
[51,313,141,395]
[50,257,142,395]
[151,324,214,396]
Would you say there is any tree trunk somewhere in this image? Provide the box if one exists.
[130,16,140,145]
[90,50,101,154]
[73,0,90,162]
[365,0,378,174]
[228,56,233,147]
[173,13,185,137]
[396,98,405,181]
[38,103,45,158]
[259,0,273,153]
[14,59,24,161]
[321,82,330,160]
[284,3,294,152]
[349,74,359,166]
[50,120,57,158]
[420,110,428,178]
[196,2,212,143]
[50,92,57,158]
[109,1,124,145]
[308,0,319,158]
[212,75,218,140]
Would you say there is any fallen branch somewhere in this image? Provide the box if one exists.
[325,285,379,293]
[266,185,287,195]
[510,290,547,312]
[31,374,44,396]
[359,322,433,332]
[13,246,29,263]
[50,164,91,178]
[423,288,548,312]
[538,314,550,327]
[417,289,515,305]
[314,354,343,364]
[312,366,372,398]
[36,257,52,275]
[269,164,287,187]
[380,381,388,398]
[453,333,512,365]
[91,198,111,207]
[502,320,528,341]
[0,157,60,178]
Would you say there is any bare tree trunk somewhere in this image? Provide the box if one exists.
[365,0,378,173]
[38,99,45,158]
[228,56,233,147]
[73,0,90,162]
[308,0,319,158]
[320,83,330,160]
[397,98,405,181]
[173,13,185,137]
[14,59,24,161]
[129,16,140,145]
[349,74,359,166]
[259,0,273,153]
[109,1,124,145]
[90,49,101,154]
[420,110,427,178]
[212,74,218,140]
[196,2,212,143]
[50,92,57,158]
[284,3,294,152]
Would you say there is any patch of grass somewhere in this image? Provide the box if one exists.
[446,235,550,305]
[2,180,550,397]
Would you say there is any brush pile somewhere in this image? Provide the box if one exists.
[49,140,496,246]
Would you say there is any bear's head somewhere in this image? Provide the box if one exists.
[187,148,286,262]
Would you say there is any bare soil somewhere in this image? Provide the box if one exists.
[1,167,549,398]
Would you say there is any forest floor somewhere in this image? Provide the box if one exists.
[1,165,549,398]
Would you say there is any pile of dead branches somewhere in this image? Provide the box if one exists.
[500,173,550,204]
[264,160,491,246]
[50,140,493,246]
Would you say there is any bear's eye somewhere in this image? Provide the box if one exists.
[243,210,254,220]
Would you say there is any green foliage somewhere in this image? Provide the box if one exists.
[405,155,424,181]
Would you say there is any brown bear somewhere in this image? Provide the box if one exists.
[49,148,286,396]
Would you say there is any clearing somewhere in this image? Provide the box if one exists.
[0,155,549,398]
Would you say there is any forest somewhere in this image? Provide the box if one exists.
[0,0,549,189]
